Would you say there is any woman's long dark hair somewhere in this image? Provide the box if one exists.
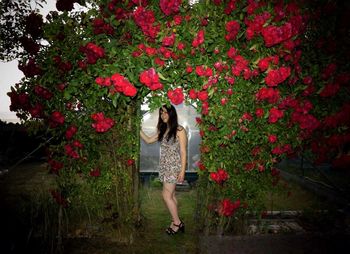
[157,104,178,142]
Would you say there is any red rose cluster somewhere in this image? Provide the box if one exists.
[265,67,291,86]
[50,190,68,207]
[195,65,213,77]
[162,33,176,47]
[133,6,160,40]
[89,168,101,177]
[225,20,240,41]
[18,58,42,77]
[95,73,137,97]
[65,125,78,140]
[91,112,115,133]
[159,0,181,16]
[53,55,72,73]
[25,12,43,39]
[92,18,114,35]
[139,68,163,90]
[244,11,271,40]
[268,107,284,123]
[255,87,280,104]
[48,159,64,174]
[34,85,53,100]
[79,42,105,65]
[261,22,293,47]
[188,89,209,101]
[28,102,44,118]
[167,88,184,105]
[224,0,237,15]
[319,83,340,97]
[49,111,65,128]
[127,159,135,166]
[258,55,279,72]
[210,168,229,185]
[272,144,292,155]
[64,144,80,159]
[192,30,205,48]
[218,198,240,217]
[8,91,30,111]
[19,36,40,55]
[323,104,350,129]
[196,161,206,171]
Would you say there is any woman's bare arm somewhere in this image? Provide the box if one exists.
[177,127,187,183]
[140,130,158,144]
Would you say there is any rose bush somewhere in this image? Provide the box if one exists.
[6,0,349,238]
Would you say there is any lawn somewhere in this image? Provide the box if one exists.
[0,162,338,253]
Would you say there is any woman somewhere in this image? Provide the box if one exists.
[140,104,187,235]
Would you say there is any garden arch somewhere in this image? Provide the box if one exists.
[5,0,350,243]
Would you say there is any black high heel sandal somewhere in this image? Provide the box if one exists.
[166,221,185,235]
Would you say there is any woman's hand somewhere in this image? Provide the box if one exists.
[177,171,185,184]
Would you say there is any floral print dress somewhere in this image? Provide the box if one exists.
[158,136,181,184]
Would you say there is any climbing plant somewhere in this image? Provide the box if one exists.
[4,0,350,242]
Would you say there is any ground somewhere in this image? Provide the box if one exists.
[0,161,349,253]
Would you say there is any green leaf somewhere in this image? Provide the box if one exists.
[158,72,169,81]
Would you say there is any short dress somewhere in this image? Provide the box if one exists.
[158,135,181,184]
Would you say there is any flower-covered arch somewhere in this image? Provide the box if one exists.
[6,0,350,239]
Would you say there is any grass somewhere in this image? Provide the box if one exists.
[264,179,332,211]
[0,162,340,253]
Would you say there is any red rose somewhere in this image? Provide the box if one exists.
[177,42,185,50]
[72,140,84,149]
[160,0,182,16]
[173,15,182,25]
[197,90,208,101]
[319,83,340,97]
[145,47,157,56]
[123,85,137,97]
[162,33,176,47]
[268,134,277,143]
[48,159,64,174]
[186,66,193,73]
[127,159,135,166]
[91,112,115,133]
[265,67,291,86]
[225,20,240,41]
[255,108,264,118]
[90,168,101,177]
[218,198,240,217]
[167,88,184,105]
[64,144,79,159]
[256,87,280,104]
[65,125,78,140]
[268,108,284,123]
[188,89,197,99]
[192,30,205,48]
[197,161,206,171]
[139,68,163,90]
[50,111,65,125]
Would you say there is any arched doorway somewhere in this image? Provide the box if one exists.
[140,103,201,185]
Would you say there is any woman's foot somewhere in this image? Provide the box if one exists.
[166,221,185,235]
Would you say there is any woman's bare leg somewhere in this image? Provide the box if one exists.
[162,182,181,227]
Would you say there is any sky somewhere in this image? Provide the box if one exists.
[0,60,22,123]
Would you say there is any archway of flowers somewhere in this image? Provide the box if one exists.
[6,0,350,242]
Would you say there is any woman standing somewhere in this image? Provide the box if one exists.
[140,104,187,235]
